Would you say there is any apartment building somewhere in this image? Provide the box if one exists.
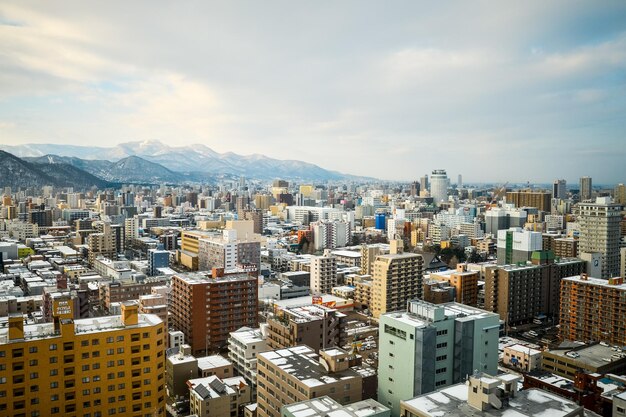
[257,346,367,417]
[169,269,258,355]
[371,248,424,319]
[282,396,390,417]
[429,264,478,306]
[483,256,585,325]
[0,301,166,417]
[505,190,552,212]
[560,274,626,345]
[310,251,338,295]
[577,197,622,278]
[266,304,345,352]
[228,327,269,390]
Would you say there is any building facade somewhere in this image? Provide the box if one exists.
[377,300,500,417]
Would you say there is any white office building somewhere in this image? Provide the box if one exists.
[430,170,449,205]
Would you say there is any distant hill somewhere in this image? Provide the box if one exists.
[4,140,376,182]
[24,154,189,184]
[0,151,112,189]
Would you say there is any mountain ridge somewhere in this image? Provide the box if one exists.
[1,140,375,182]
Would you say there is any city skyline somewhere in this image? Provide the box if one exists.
[1,2,625,183]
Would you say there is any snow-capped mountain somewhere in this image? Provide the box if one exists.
[2,140,365,181]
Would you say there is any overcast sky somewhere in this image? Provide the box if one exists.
[1,1,625,184]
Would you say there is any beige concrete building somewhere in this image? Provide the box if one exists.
[371,248,424,319]
[577,197,622,278]
[266,305,345,352]
[310,251,338,295]
[188,375,251,417]
[257,346,369,417]
[503,344,542,372]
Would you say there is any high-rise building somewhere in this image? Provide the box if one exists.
[410,181,420,197]
[552,179,566,200]
[505,190,551,212]
[560,274,626,345]
[420,175,429,195]
[577,197,622,278]
[430,170,449,205]
[0,301,166,417]
[169,269,258,355]
[614,183,626,205]
[496,227,542,265]
[484,257,586,325]
[311,220,351,251]
[579,176,592,201]
[87,222,116,266]
[371,245,424,318]
[457,174,462,188]
[310,252,338,295]
[377,300,500,416]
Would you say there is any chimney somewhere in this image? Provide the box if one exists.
[8,314,24,340]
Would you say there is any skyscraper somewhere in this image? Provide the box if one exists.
[577,197,622,278]
[614,183,626,205]
[552,179,566,200]
[579,176,592,201]
[429,169,449,205]
[420,175,428,195]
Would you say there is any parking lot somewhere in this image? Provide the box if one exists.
[342,311,379,368]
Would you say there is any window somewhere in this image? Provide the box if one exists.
[50,370,58,376]
[51,394,59,401]
[436,367,447,374]
[29,360,37,366]
[50,357,57,363]
[50,382,58,388]
[49,344,57,351]
[29,346,38,353]
[436,342,448,349]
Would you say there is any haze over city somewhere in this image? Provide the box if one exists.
[1,1,626,183]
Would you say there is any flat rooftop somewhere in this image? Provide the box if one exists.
[545,343,626,368]
[0,313,163,344]
[562,275,626,290]
[174,270,256,285]
[402,383,586,417]
[230,327,266,344]
[258,345,361,388]
[283,396,389,417]
[197,354,232,370]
